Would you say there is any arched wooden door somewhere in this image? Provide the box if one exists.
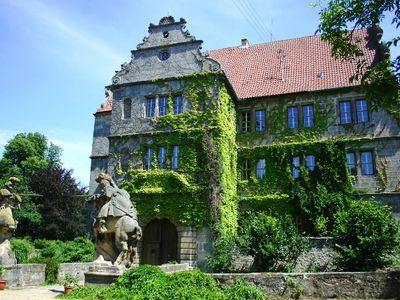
[142,219,178,265]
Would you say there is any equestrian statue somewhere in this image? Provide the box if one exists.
[88,173,142,267]
[0,177,22,264]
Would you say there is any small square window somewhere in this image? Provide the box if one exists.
[255,110,266,132]
[123,99,132,119]
[144,147,153,170]
[146,98,156,117]
[305,155,316,171]
[256,159,266,179]
[292,156,300,178]
[241,111,251,133]
[158,147,166,169]
[171,146,179,170]
[241,159,251,180]
[356,99,369,123]
[302,105,314,127]
[159,96,168,116]
[339,101,352,124]
[346,152,357,175]
[360,151,374,175]
[288,106,299,128]
[173,96,183,114]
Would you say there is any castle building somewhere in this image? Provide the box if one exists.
[90,17,399,268]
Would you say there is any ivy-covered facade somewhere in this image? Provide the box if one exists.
[89,17,400,268]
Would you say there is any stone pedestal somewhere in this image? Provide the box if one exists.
[84,263,125,287]
[0,240,16,265]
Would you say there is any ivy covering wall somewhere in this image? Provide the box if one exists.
[115,71,390,242]
[119,73,238,239]
[238,139,355,234]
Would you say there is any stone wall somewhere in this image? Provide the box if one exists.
[58,263,97,284]
[176,225,197,267]
[3,264,45,287]
[213,271,400,299]
[293,237,337,272]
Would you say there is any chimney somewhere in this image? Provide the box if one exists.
[240,38,250,48]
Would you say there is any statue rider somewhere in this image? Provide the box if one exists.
[92,173,137,234]
[0,177,22,230]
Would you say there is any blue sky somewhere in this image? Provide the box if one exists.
[0,0,398,187]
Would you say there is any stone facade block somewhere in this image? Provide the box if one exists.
[3,264,45,287]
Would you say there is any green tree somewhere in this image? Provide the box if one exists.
[315,0,399,118]
[29,165,87,240]
[1,132,61,173]
[0,132,79,238]
[237,212,307,272]
[333,199,400,270]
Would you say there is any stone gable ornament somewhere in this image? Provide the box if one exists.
[88,173,142,267]
[0,177,22,265]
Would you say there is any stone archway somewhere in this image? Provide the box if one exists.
[142,218,178,265]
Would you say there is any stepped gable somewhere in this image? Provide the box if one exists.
[209,29,380,100]
[110,16,220,87]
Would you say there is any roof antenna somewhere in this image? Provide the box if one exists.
[278,49,286,81]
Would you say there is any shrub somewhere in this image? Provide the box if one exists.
[296,183,349,235]
[10,237,34,263]
[333,199,400,270]
[24,237,94,283]
[61,237,95,263]
[206,237,240,272]
[238,212,307,271]
[168,269,224,299]
[61,265,267,299]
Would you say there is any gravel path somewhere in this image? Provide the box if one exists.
[0,284,64,300]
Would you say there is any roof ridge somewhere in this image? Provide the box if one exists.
[208,28,368,53]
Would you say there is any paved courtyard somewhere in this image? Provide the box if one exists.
[0,284,64,300]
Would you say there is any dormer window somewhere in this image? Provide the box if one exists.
[159,50,170,61]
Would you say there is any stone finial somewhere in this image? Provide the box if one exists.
[159,16,175,25]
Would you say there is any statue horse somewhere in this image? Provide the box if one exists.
[90,188,142,267]
[92,215,142,267]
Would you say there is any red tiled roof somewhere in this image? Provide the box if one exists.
[209,29,379,100]
[96,98,112,113]
[96,29,379,112]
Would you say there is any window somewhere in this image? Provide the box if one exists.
[159,96,168,116]
[159,50,170,61]
[173,96,183,114]
[123,99,131,119]
[144,148,153,170]
[339,99,369,124]
[255,110,266,132]
[288,106,299,128]
[305,155,315,171]
[241,111,251,133]
[256,159,266,179]
[360,151,374,175]
[302,105,314,127]
[146,98,156,117]
[241,159,251,180]
[346,152,356,175]
[356,99,369,122]
[158,147,166,169]
[339,101,352,124]
[171,146,179,170]
[292,156,300,178]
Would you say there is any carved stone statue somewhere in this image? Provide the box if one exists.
[88,173,142,267]
[0,177,21,265]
